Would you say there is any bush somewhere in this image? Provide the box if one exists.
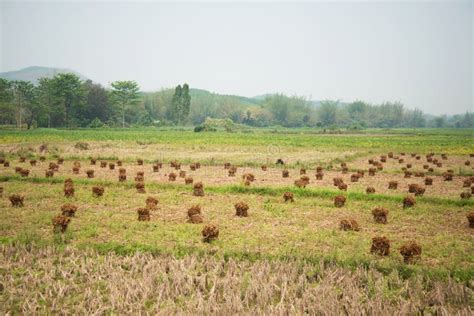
[137,208,150,221]
[403,196,416,208]
[467,212,474,228]
[86,170,94,178]
[334,195,346,208]
[168,172,177,182]
[202,224,219,242]
[185,176,193,185]
[146,197,159,210]
[372,207,388,224]
[61,204,77,217]
[92,186,104,197]
[388,181,398,190]
[187,205,203,223]
[282,170,289,178]
[366,187,375,194]
[9,194,24,207]
[425,177,433,185]
[135,182,146,193]
[338,183,347,191]
[399,241,422,264]
[52,215,71,233]
[193,182,204,196]
[283,191,294,202]
[235,202,249,217]
[339,218,359,231]
[371,236,390,256]
[460,192,471,200]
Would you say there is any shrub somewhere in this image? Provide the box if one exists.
[334,195,346,207]
[228,166,237,177]
[202,224,219,242]
[368,168,376,176]
[119,168,126,175]
[146,197,159,210]
[193,182,204,196]
[187,205,203,223]
[86,170,95,178]
[118,174,127,182]
[137,208,150,221]
[294,179,307,188]
[52,215,71,233]
[235,202,249,217]
[371,236,390,256]
[398,159,404,163]
[168,172,177,181]
[189,163,197,171]
[443,172,453,181]
[404,171,412,178]
[414,186,425,197]
[109,163,115,170]
[185,176,193,185]
[90,158,97,165]
[315,172,324,180]
[92,186,104,197]
[463,179,472,188]
[45,170,54,178]
[224,162,231,169]
[388,181,398,189]
[399,241,422,264]
[341,167,349,174]
[19,156,26,163]
[0,186,3,197]
[3,161,9,167]
[333,177,343,187]
[282,169,289,178]
[408,183,418,193]
[372,207,388,224]
[242,173,255,182]
[72,166,80,174]
[460,192,471,200]
[465,161,471,166]
[338,183,347,191]
[100,161,107,168]
[179,170,186,178]
[57,158,64,164]
[339,218,359,231]
[39,156,45,162]
[135,182,146,193]
[350,174,359,182]
[117,160,123,167]
[467,212,474,228]
[414,172,424,177]
[300,168,306,175]
[316,166,323,173]
[9,194,24,207]
[49,162,59,171]
[425,177,433,185]
[64,185,74,198]
[283,191,294,202]
[261,165,267,171]
[366,186,375,194]
[19,169,30,177]
[61,204,77,217]
[137,159,144,166]
[403,196,416,208]
[29,159,36,166]
[153,164,160,172]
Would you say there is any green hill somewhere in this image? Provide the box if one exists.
[0,66,89,84]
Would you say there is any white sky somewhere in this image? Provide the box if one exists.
[1,1,472,115]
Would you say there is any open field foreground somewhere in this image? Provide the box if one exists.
[1,128,473,313]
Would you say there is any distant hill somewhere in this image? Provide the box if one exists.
[0,66,89,84]
[189,88,261,105]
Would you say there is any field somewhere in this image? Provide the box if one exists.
[1,128,473,313]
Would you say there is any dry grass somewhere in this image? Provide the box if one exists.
[0,245,472,315]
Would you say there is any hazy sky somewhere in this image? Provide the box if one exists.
[1,1,472,115]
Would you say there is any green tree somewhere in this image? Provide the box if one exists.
[318,100,338,126]
[11,80,37,130]
[50,73,85,127]
[110,80,141,128]
[0,79,14,125]
[37,78,55,127]
[170,83,191,124]
[83,80,111,124]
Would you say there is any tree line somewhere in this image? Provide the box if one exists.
[0,73,472,129]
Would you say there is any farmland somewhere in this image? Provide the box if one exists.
[1,128,473,313]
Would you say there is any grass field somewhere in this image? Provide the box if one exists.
[1,128,473,313]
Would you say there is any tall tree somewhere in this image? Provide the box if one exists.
[0,79,14,125]
[318,100,338,126]
[50,73,85,127]
[110,81,141,128]
[11,80,36,130]
[37,78,55,127]
[83,80,110,124]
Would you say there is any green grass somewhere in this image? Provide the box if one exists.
[1,128,473,154]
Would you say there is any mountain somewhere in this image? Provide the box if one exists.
[0,66,89,84]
